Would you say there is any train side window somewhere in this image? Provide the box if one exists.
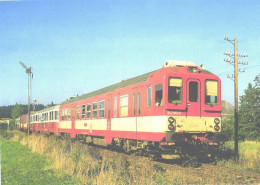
[205,80,218,105]
[92,103,97,119]
[55,111,59,120]
[138,93,141,115]
[77,106,81,120]
[155,84,163,106]
[99,100,105,118]
[64,109,67,120]
[61,110,64,121]
[147,87,152,107]
[168,78,182,104]
[133,94,136,115]
[114,97,117,117]
[68,108,71,120]
[82,105,86,119]
[87,104,91,119]
[120,95,128,117]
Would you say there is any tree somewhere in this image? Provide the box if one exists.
[239,74,260,140]
[222,115,234,140]
[11,104,27,120]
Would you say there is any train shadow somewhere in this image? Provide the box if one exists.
[156,156,204,168]
[156,146,236,168]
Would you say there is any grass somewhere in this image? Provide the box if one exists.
[2,131,260,184]
[217,141,260,173]
[0,137,83,185]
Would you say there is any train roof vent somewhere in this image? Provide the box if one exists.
[164,60,196,67]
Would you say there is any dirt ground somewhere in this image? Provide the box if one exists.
[124,153,260,184]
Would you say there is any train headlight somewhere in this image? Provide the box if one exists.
[214,125,220,131]
[214,118,220,124]
[168,117,176,124]
[168,123,175,130]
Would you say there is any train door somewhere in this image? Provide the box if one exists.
[133,92,137,134]
[71,105,77,138]
[186,79,201,117]
[107,94,112,131]
[105,94,113,144]
[133,88,141,135]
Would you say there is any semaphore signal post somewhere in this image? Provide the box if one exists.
[19,61,33,135]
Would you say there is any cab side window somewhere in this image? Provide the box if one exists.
[147,87,152,107]
[155,84,163,106]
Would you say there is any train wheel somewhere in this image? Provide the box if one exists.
[123,140,131,154]
[149,152,162,161]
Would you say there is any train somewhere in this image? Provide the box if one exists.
[16,60,226,158]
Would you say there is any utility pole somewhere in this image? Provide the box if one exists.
[19,61,33,135]
[224,36,248,159]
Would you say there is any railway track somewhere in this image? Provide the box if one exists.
[75,137,260,184]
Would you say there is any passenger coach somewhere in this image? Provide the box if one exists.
[30,105,60,135]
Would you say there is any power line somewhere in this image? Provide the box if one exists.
[223,36,249,160]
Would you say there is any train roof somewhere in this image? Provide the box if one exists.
[61,70,157,105]
[35,105,60,114]
[61,63,218,106]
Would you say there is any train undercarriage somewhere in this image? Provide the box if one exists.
[75,131,227,162]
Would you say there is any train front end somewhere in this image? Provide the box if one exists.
[159,61,226,156]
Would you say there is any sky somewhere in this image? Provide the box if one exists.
[0,0,259,106]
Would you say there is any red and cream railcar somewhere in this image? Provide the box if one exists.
[15,118,21,129]
[20,115,28,131]
[30,105,60,135]
[59,60,224,154]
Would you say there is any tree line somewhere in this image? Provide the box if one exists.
[0,104,45,119]
[222,74,260,141]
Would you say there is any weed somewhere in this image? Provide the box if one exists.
[217,141,260,173]
[4,131,260,184]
